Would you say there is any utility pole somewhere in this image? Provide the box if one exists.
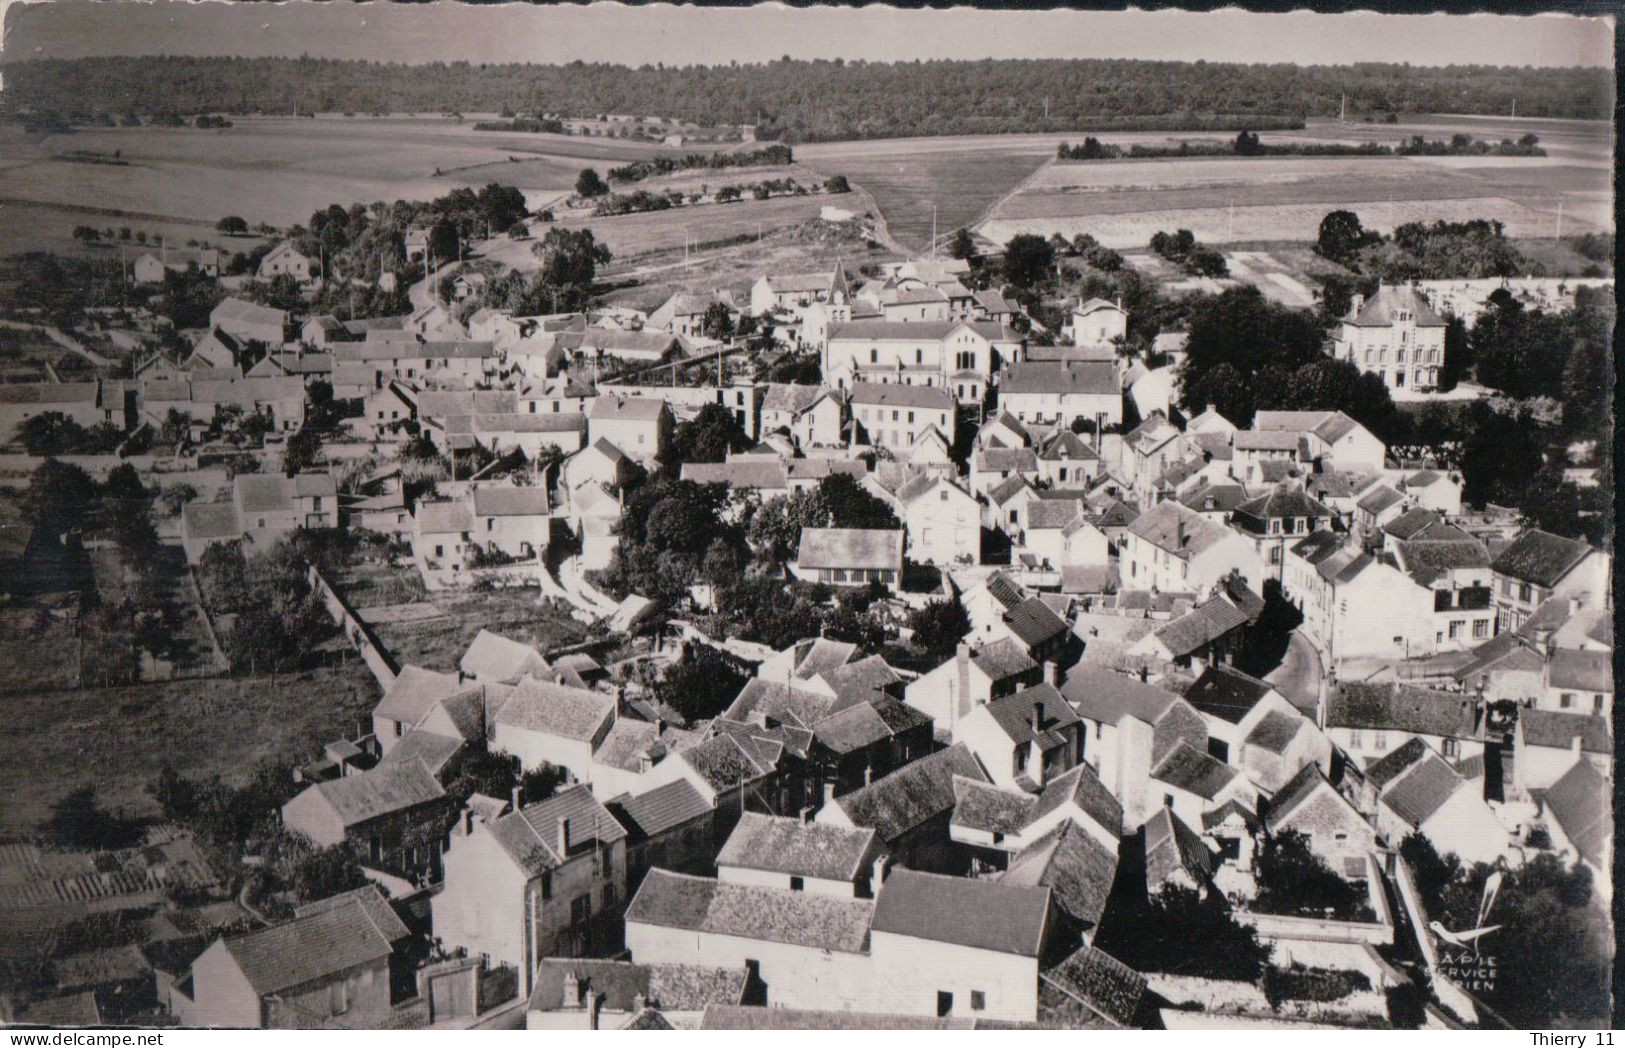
[1043,97,1050,120]
[1510,98,1516,121]
[1339,93,1346,124]
[931,204,938,259]
[1555,197,1564,239]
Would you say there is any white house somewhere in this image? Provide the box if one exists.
[1330,285,1447,392]
[1070,299,1127,348]
[257,242,315,283]
[1324,681,1483,771]
[1120,500,1266,595]
[715,813,884,898]
[998,361,1122,430]
[824,320,1020,404]
[897,473,979,567]
[846,382,954,453]
[587,396,673,465]
[492,677,618,781]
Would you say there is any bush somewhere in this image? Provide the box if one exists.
[1253,830,1375,921]
[1263,965,1372,1006]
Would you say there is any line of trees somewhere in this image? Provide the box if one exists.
[7,56,1609,141]
[1060,130,1543,162]
[606,144,794,184]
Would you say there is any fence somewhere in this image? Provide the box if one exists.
[307,563,399,691]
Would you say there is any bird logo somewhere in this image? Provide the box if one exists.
[1428,870,1503,956]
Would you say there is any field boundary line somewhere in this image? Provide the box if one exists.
[968,155,1055,239]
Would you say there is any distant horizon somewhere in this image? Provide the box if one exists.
[1,3,1613,70]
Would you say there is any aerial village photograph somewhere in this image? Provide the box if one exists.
[0,0,1613,1033]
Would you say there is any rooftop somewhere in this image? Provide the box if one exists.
[495,678,617,742]
[715,812,877,882]
[1326,682,1479,740]
[874,867,1050,957]
[606,778,712,841]
[625,869,874,953]
[835,743,987,842]
[303,759,445,827]
[797,527,904,571]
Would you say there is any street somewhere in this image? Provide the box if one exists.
[1264,628,1324,714]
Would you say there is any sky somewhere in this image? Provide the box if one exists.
[0,2,1613,69]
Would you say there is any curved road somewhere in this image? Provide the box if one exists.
[1264,628,1325,714]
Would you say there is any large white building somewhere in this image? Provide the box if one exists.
[824,320,1022,405]
[1330,285,1447,392]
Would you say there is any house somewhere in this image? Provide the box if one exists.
[715,813,884,897]
[1284,534,1443,665]
[1263,763,1375,864]
[1390,527,1497,653]
[1070,299,1127,348]
[1127,578,1264,673]
[564,439,637,495]
[647,290,735,338]
[950,761,1123,857]
[970,446,1039,497]
[1024,501,1109,572]
[492,677,618,782]
[794,528,904,588]
[957,684,1084,791]
[904,640,1042,740]
[750,269,848,317]
[371,666,465,751]
[760,384,844,448]
[569,328,682,364]
[1365,742,1509,865]
[1149,741,1254,831]
[280,759,451,877]
[824,320,1021,404]
[179,472,339,564]
[459,629,550,685]
[1141,807,1218,896]
[999,361,1122,430]
[586,396,672,464]
[1183,663,1319,766]
[433,787,629,996]
[132,247,220,283]
[871,868,1054,1021]
[1324,681,1483,770]
[1330,285,1447,392]
[525,957,748,1030]
[1034,429,1102,488]
[845,382,954,451]
[469,484,551,561]
[412,499,476,582]
[258,242,315,283]
[1541,648,1612,716]
[1251,410,1386,474]
[1229,485,1334,579]
[897,473,979,567]
[210,298,288,345]
[1514,710,1610,793]
[1539,760,1610,896]
[606,778,718,897]
[1059,666,1209,828]
[0,380,129,446]
[1121,500,1267,595]
[1489,529,1611,633]
[174,887,410,1028]
[817,743,989,874]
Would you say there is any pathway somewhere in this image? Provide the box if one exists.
[1263,628,1324,714]
[0,319,114,369]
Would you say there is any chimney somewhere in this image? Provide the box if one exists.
[1043,660,1058,686]
[863,764,874,786]
[1176,519,1187,549]
[1138,666,1149,683]
[1031,702,1044,734]
[511,785,523,812]
[458,670,466,685]
[799,805,814,824]
[871,855,887,890]
[562,971,580,1007]
[558,816,571,855]
[823,781,837,807]
[588,993,602,1030]
[462,809,475,835]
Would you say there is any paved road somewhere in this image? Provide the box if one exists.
[1264,628,1324,713]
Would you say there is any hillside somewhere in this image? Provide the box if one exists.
[3,56,1611,142]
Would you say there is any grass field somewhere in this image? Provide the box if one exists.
[0,659,381,834]
[0,114,703,256]
[804,149,1050,253]
[547,194,838,260]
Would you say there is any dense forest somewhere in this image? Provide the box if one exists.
[2,56,1609,141]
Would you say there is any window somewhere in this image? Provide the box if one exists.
[937,992,954,1018]
[970,992,986,1012]
[789,876,804,892]
[1371,731,1387,751]
[1270,519,1282,535]
[870,349,878,364]
[434,544,444,558]
[908,411,915,424]
[1349,729,1364,748]
[1269,546,1282,565]
[1594,695,1605,713]
[1474,620,1490,638]
[940,490,949,502]
[1449,620,1464,639]
[1013,747,1027,773]
[541,871,552,900]
[570,894,592,927]
[1163,794,1175,809]
[1442,738,1459,758]
[1560,693,1574,709]
[1518,583,1533,602]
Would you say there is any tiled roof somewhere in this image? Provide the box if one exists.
[415,499,474,534]
[1264,763,1341,831]
[700,1005,973,1030]
[221,896,393,996]
[681,461,788,491]
[376,729,463,776]
[829,319,1016,343]
[1346,285,1446,328]
[1243,711,1302,756]
[1381,753,1465,827]
[459,629,548,683]
[1183,664,1274,724]
[529,957,747,1013]
[292,884,409,943]
[495,678,616,741]
[1490,529,1601,588]
[1363,736,1430,790]
[592,719,663,772]
[835,743,987,842]
[761,383,827,415]
[1004,596,1070,647]
[1326,682,1479,740]
[997,821,1116,932]
[1149,595,1248,659]
[1151,741,1238,800]
[305,759,445,827]
[1041,945,1146,1028]
[975,446,1040,474]
[797,528,903,571]
[589,394,668,421]
[625,869,874,953]
[1520,709,1611,754]
[1547,649,1613,693]
[876,867,1050,956]
[983,683,1080,748]
[1143,807,1216,891]
[677,733,778,791]
[1000,361,1120,396]
[1027,762,1123,838]
[182,501,241,541]
[716,813,877,882]
[1397,537,1491,585]
[952,776,1037,835]
[486,786,627,876]
[813,701,898,754]
[1125,500,1233,560]
[846,381,954,411]
[727,679,837,730]
[1060,666,1180,727]
[1544,759,1609,867]
[970,638,1040,683]
[607,779,712,842]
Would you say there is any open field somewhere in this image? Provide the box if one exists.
[541,194,840,261]
[0,115,705,256]
[803,149,1050,253]
[0,659,380,835]
[974,115,1609,250]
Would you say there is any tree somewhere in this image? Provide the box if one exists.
[666,402,750,466]
[215,215,249,235]
[24,458,99,536]
[575,167,609,198]
[282,425,323,476]
[519,763,569,805]
[1253,830,1372,920]
[288,843,370,904]
[1233,129,1263,155]
[823,174,850,194]
[149,765,202,821]
[43,785,141,850]
[1175,285,1326,426]
[907,598,971,661]
[531,226,612,292]
[1100,884,1269,982]
[653,644,750,724]
[428,218,459,262]
[17,411,89,456]
[1002,234,1055,289]
[820,472,901,530]
[1438,315,1470,392]
[945,227,976,260]
[1316,209,1368,261]
[701,301,735,341]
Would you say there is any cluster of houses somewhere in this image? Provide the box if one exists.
[13,248,1613,1031]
